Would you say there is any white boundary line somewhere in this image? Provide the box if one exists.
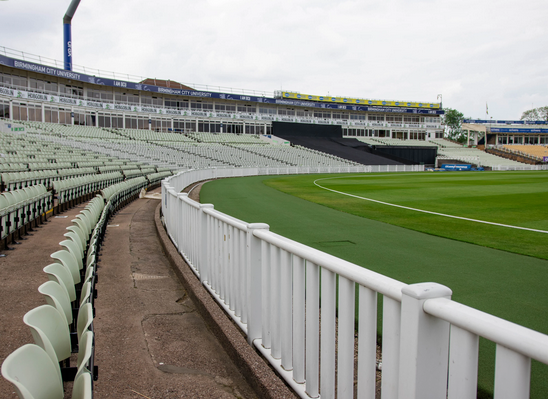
[313,175,548,234]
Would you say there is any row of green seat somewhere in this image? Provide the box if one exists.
[1,195,107,398]
[100,176,148,203]
[1,168,98,191]
[0,160,138,174]
[0,184,52,243]
[53,172,125,206]
[0,163,33,173]
[1,162,166,192]
[146,171,173,186]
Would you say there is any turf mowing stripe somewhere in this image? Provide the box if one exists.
[314,175,548,234]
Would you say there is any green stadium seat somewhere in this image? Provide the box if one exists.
[64,231,85,257]
[44,263,76,302]
[1,344,64,399]
[51,250,81,285]
[23,305,71,365]
[75,331,94,382]
[73,372,93,399]
[77,303,93,344]
[38,281,73,325]
[79,281,92,308]
[60,239,84,272]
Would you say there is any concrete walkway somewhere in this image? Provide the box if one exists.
[0,188,295,399]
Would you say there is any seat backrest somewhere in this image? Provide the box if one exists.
[1,344,64,399]
[43,263,76,302]
[2,191,18,206]
[79,281,92,308]
[0,194,10,210]
[38,281,73,325]
[50,249,81,284]
[67,225,87,248]
[81,208,97,229]
[64,231,84,255]
[10,189,25,204]
[77,303,93,343]
[83,255,95,284]
[74,214,91,237]
[86,247,96,269]
[72,218,90,242]
[18,323,63,387]
[72,371,92,399]
[75,330,94,382]
[60,239,84,271]
[23,305,71,363]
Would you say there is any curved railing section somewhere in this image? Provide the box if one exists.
[162,165,548,399]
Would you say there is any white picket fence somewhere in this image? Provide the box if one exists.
[161,166,548,399]
[491,164,548,171]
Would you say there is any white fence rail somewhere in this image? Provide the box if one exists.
[162,166,548,399]
[491,164,548,171]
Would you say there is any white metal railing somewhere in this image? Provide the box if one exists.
[491,165,548,171]
[161,166,548,399]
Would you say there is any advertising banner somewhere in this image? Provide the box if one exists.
[490,128,548,133]
[441,164,472,171]
[280,91,441,109]
[464,119,548,125]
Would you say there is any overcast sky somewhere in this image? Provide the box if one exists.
[2,0,547,120]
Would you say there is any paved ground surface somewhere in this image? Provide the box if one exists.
[0,187,295,399]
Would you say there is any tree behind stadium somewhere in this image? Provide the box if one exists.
[442,108,466,143]
[521,106,548,121]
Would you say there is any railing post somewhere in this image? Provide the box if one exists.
[398,283,452,399]
[494,345,531,399]
[199,204,214,284]
[246,223,269,345]
[177,193,187,254]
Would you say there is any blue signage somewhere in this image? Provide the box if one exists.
[63,24,72,71]
[490,128,548,133]
[441,164,472,171]
[464,119,547,125]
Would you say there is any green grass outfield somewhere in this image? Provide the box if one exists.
[199,170,548,398]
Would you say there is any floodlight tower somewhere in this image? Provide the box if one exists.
[63,0,81,70]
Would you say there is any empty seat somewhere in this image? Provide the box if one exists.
[79,281,92,308]
[64,230,85,256]
[51,250,81,285]
[60,239,84,272]
[38,281,73,325]
[77,303,93,343]
[72,371,93,399]
[1,343,93,399]
[75,330,94,382]
[23,305,71,365]
[44,263,76,302]
[1,344,64,399]
[67,225,87,250]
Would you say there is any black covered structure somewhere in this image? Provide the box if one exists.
[367,144,437,165]
[272,122,435,166]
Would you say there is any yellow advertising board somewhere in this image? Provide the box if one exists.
[280,92,440,109]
